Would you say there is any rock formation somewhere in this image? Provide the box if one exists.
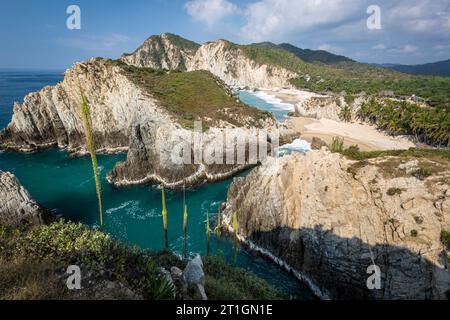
[121,35,298,89]
[121,33,200,71]
[0,171,50,226]
[223,150,450,299]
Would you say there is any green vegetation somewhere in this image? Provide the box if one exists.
[387,188,404,196]
[0,221,174,300]
[0,221,284,300]
[339,105,352,122]
[330,137,345,153]
[412,168,433,180]
[358,98,450,147]
[410,230,418,237]
[441,230,450,249]
[224,41,450,114]
[335,146,450,162]
[203,256,285,300]
[107,59,271,129]
[79,92,103,226]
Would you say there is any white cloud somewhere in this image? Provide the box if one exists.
[240,0,365,42]
[185,0,239,27]
[387,44,418,54]
[373,43,386,50]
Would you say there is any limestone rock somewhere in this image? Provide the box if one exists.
[224,150,450,300]
[0,171,50,226]
[183,255,207,300]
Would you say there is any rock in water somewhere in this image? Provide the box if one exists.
[183,255,207,300]
[224,150,450,300]
[0,171,50,226]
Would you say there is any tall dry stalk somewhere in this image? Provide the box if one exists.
[216,206,221,254]
[183,204,188,259]
[161,186,168,249]
[79,91,103,226]
[206,210,210,256]
[233,211,238,264]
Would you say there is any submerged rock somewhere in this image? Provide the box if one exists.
[223,150,450,300]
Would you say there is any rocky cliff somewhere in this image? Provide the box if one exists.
[223,150,450,299]
[121,33,200,71]
[0,57,280,187]
[0,59,172,154]
[121,35,298,89]
[0,171,50,226]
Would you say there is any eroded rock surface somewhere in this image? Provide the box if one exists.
[224,150,450,299]
[0,171,50,226]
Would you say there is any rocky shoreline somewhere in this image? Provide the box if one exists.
[223,150,450,299]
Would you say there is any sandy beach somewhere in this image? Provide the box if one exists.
[261,88,416,151]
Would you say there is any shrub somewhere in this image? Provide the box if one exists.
[330,137,344,153]
[387,188,404,196]
[410,230,418,237]
[441,231,450,249]
[412,168,433,180]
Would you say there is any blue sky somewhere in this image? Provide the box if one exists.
[0,0,449,69]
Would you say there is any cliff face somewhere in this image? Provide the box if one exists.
[294,96,368,121]
[0,171,50,226]
[187,40,297,89]
[224,150,450,299]
[0,56,279,187]
[121,35,297,89]
[121,33,200,71]
[108,118,278,188]
[0,59,172,154]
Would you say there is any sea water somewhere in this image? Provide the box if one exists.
[0,71,314,299]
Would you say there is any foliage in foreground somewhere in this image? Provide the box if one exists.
[0,221,285,300]
[203,256,285,300]
[0,221,173,300]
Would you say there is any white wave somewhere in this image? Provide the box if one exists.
[243,90,295,112]
[278,139,311,156]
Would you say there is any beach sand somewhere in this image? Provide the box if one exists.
[261,88,416,151]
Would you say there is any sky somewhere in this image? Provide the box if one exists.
[0,0,449,70]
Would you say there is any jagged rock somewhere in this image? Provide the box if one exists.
[223,150,450,300]
[310,137,328,150]
[121,33,200,71]
[183,255,207,300]
[108,120,280,188]
[0,171,51,226]
[121,35,297,89]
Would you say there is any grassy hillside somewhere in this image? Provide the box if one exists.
[108,59,272,129]
[384,59,450,77]
[0,221,284,300]
[223,40,450,110]
[278,43,353,64]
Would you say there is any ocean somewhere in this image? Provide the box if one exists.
[0,71,314,299]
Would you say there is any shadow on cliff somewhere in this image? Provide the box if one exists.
[246,225,450,300]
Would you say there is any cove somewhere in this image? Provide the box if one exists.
[0,72,314,298]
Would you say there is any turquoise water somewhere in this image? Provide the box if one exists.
[238,90,293,122]
[0,72,314,299]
